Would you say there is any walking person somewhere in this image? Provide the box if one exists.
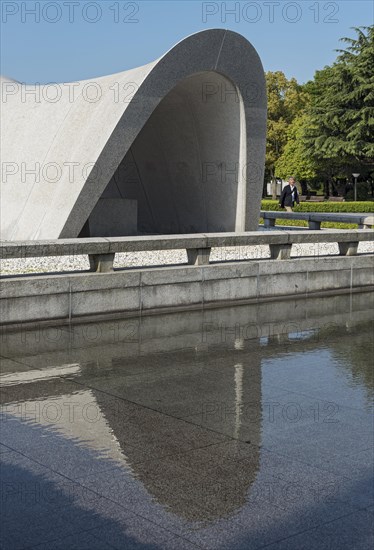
[279,177,299,212]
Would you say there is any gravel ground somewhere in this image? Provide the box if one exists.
[1,242,373,276]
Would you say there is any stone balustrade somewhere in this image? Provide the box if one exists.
[1,229,373,273]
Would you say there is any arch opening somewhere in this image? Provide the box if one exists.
[82,71,246,237]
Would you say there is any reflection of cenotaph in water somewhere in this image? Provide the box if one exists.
[1,340,262,523]
[2,292,373,522]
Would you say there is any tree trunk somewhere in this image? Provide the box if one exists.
[300,179,308,195]
[324,179,330,198]
[262,179,268,198]
[270,169,277,200]
[331,177,338,196]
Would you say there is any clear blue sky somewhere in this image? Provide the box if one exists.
[1,1,372,84]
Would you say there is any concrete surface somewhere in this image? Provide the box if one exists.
[1,230,373,259]
[83,198,138,238]
[1,255,373,326]
[2,290,372,362]
[1,29,267,240]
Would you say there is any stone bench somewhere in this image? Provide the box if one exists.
[261,211,374,230]
[303,196,325,202]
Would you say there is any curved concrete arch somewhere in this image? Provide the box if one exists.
[1,29,267,240]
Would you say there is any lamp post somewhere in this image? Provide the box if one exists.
[352,173,360,202]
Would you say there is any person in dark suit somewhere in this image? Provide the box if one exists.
[279,177,299,211]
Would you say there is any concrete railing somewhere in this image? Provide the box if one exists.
[1,229,373,273]
[260,211,374,230]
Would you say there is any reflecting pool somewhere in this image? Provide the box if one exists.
[1,291,373,549]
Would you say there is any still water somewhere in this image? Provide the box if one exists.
[1,292,373,549]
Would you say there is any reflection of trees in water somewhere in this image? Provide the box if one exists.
[328,322,374,405]
[283,319,374,405]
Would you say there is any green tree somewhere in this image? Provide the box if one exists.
[336,26,374,162]
[265,71,308,198]
[303,26,374,194]
[275,114,317,193]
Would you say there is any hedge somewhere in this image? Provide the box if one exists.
[261,200,374,213]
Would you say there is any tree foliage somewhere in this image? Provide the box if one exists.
[265,71,309,196]
[266,71,309,174]
[303,26,374,167]
[265,26,374,198]
[274,114,317,181]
